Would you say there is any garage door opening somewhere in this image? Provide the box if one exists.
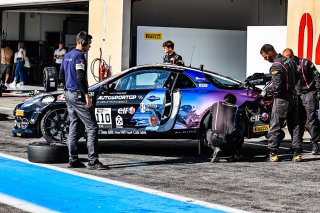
[0,2,89,88]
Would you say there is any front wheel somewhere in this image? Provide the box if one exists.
[41,107,69,143]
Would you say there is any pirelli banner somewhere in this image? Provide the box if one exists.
[287,0,320,69]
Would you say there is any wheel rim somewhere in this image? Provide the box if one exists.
[43,108,69,142]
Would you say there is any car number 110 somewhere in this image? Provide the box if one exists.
[95,108,112,125]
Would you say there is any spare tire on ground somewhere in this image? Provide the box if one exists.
[43,67,58,92]
[28,142,69,163]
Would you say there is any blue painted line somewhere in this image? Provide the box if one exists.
[0,156,229,213]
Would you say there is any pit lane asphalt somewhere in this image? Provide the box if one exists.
[1,96,320,213]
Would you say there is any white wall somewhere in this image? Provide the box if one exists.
[2,12,67,41]
[246,26,287,77]
[137,26,247,81]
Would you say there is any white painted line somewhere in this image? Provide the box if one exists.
[0,153,248,213]
[244,141,311,153]
[0,107,13,111]
[0,193,59,213]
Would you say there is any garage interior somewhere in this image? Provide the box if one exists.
[0,2,89,85]
[131,0,288,68]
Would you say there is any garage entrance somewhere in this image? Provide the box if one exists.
[0,1,88,86]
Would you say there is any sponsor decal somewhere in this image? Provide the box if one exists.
[16,110,24,116]
[146,95,160,102]
[21,118,29,129]
[198,83,208,87]
[138,95,144,100]
[116,115,123,127]
[195,77,206,81]
[253,125,269,133]
[140,103,158,113]
[149,116,159,126]
[250,113,269,122]
[118,107,136,115]
[144,32,162,40]
[97,95,137,101]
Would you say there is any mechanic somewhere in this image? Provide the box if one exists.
[162,40,184,66]
[283,48,320,155]
[204,94,244,162]
[60,31,109,170]
[260,44,303,162]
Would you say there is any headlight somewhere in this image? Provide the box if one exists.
[22,98,41,107]
[42,96,55,104]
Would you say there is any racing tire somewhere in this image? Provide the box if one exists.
[41,107,69,143]
[27,142,68,163]
[43,67,58,92]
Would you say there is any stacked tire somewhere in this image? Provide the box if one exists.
[28,142,69,163]
[43,67,58,92]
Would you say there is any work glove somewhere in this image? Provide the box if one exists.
[260,88,267,98]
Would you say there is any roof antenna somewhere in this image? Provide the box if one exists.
[200,64,204,71]
[189,45,194,67]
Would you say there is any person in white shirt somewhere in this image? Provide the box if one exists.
[53,42,66,80]
[10,42,26,87]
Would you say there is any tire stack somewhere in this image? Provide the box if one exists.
[28,142,69,163]
[43,67,58,92]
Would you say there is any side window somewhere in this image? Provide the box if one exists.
[114,69,172,91]
[174,74,196,89]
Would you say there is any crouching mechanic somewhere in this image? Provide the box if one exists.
[204,94,245,162]
[60,31,109,170]
[283,48,320,155]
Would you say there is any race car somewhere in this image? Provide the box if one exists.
[12,64,271,144]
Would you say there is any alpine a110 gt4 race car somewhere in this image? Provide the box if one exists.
[12,64,271,145]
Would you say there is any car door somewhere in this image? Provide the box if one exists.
[95,69,176,136]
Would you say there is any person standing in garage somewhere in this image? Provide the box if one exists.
[283,48,320,155]
[61,31,109,170]
[53,42,66,85]
[260,44,303,162]
[163,40,184,66]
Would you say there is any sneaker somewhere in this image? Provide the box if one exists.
[17,82,24,87]
[269,152,279,162]
[87,160,110,170]
[311,143,320,155]
[211,147,222,163]
[67,160,86,168]
[292,154,303,162]
[9,81,16,88]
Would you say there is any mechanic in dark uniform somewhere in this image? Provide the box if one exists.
[204,94,244,162]
[60,31,109,169]
[162,40,184,66]
[283,48,320,155]
[260,44,303,162]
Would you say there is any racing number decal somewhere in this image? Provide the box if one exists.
[95,108,112,125]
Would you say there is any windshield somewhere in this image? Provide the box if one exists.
[203,72,244,89]
[88,70,128,91]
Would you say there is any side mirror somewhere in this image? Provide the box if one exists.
[106,82,116,91]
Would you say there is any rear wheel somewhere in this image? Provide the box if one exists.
[41,107,69,143]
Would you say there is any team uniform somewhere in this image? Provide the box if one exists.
[60,48,99,164]
[163,51,184,66]
[266,54,302,161]
[293,56,320,154]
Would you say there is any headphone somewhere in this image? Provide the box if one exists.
[81,33,88,47]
